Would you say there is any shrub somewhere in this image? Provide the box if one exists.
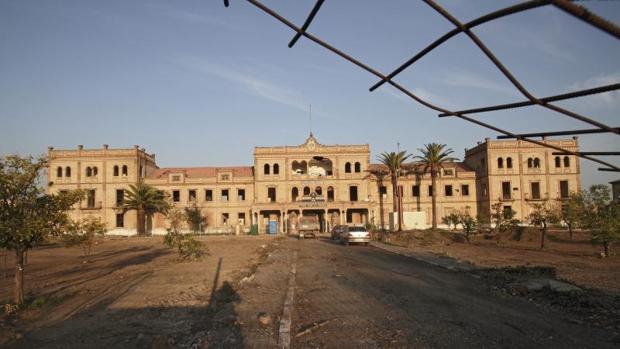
[62,217,106,257]
[163,230,208,261]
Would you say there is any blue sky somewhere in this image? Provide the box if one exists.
[0,0,618,188]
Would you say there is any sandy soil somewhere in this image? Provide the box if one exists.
[387,229,620,293]
[0,235,284,348]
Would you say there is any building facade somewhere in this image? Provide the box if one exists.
[46,135,581,235]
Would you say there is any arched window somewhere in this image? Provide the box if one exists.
[113,165,119,176]
[93,167,98,176]
[315,186,323,196]
[563,156,570,167]
[506,157,512,169]
[65,167,71,177]
[555,156,561,168]
[533,158,540,168]
[345,162,352,173]
[264,163,270,175]
[527,158,533,168]
[273,163,279,175]
[56,166,63,178]
[122,165,128,176]
[86,167,92,177]
[327,186,334,202]
[354,162,361,173]
[303,186,310,196]
[292,187,299,202]
[497,158,504,169]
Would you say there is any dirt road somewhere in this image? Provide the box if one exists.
[287,238,617,348]
[1,236,618,348]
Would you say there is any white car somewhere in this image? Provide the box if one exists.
[340,226,370,246]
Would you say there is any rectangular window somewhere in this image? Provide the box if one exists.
[560,180,569,198]
[445,185,453,197]
[502,182,511,200]
[238,212,246,225]
[428,185,433,197]
[531,182,541,200]
[503,206,513,219]
[87,189,96,208]
[482,183,487,197]
[412,185,420,197]
[189,189,197,202]
[171,175,181,182]
[222,213,229,225]
[116,213,124,228]
[461,184,469,196]
[327,188,334,202]
[172,190,180,202]
[205,189,213,202]
[379,186,387,197]
[267,187,276,202]
[349,186,358,202]
[116,189,124,205]
[443,169,454,176]
[220,174,230,181]
[221,189,229,202]
[238,189,246,201]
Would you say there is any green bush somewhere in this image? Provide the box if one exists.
[163,230,208,261]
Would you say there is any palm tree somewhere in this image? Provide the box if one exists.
[119,182,169,236]
[378,151,411,231]
[414,143,458,229]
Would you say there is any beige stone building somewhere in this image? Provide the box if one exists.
[47,135,581,234]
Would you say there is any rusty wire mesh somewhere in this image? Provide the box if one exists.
[224,0,620,172]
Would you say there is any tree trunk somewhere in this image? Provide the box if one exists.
[15,248,25,305]
[398,188,404,232]
[603,241,610,258]
[540,226,546,249]
[568,224,573,240]
[137,208,145,236]
[391,175,400,231]
[431,170,437,230]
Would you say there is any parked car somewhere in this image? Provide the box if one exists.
[330,225,346,240]
[340,225,370,246]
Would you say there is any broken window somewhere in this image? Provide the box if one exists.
[308,157,332,176]
[114,165,119,176]
[560,180,569,198]
[93,167,98,176]
[506,157,512,169]
[443,169,454,176]
[533,158,541,168]
[238,189,246,201]
[428,185,433,197]
[264,163,270,175]
[189,189,197,202]
[56,167,63,178]
[354,162,361,173]
[527,158,533,168]
[503,206,513,220]
[531,182,541,200]
[497,158,503,169]
[327,186,334,202]
[221,189,229,202]
[555,156,561,168]
[345,162,352,173]
[412,185,420,197]
[222,213,229,226]
[238,212,246,225]
[482,183,487,196]
[349,186,358,202]
[303,186,310,196]
[122,165,128,176]
[502,182,511,200]
[116,213,124,228]
[268,187,276,202]
[273,164,279,175]
[205,189,213,201]
[292,187,299,202]
[292,160,308,175]
[445,185,453,196]
[563,156,570,168]
[379,186,387,198]
[461,184,469,196]
[65,166,71,177]
[86,167,92,177]
[172,190,180,202]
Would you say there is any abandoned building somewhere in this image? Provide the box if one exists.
[46,134,581,235]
